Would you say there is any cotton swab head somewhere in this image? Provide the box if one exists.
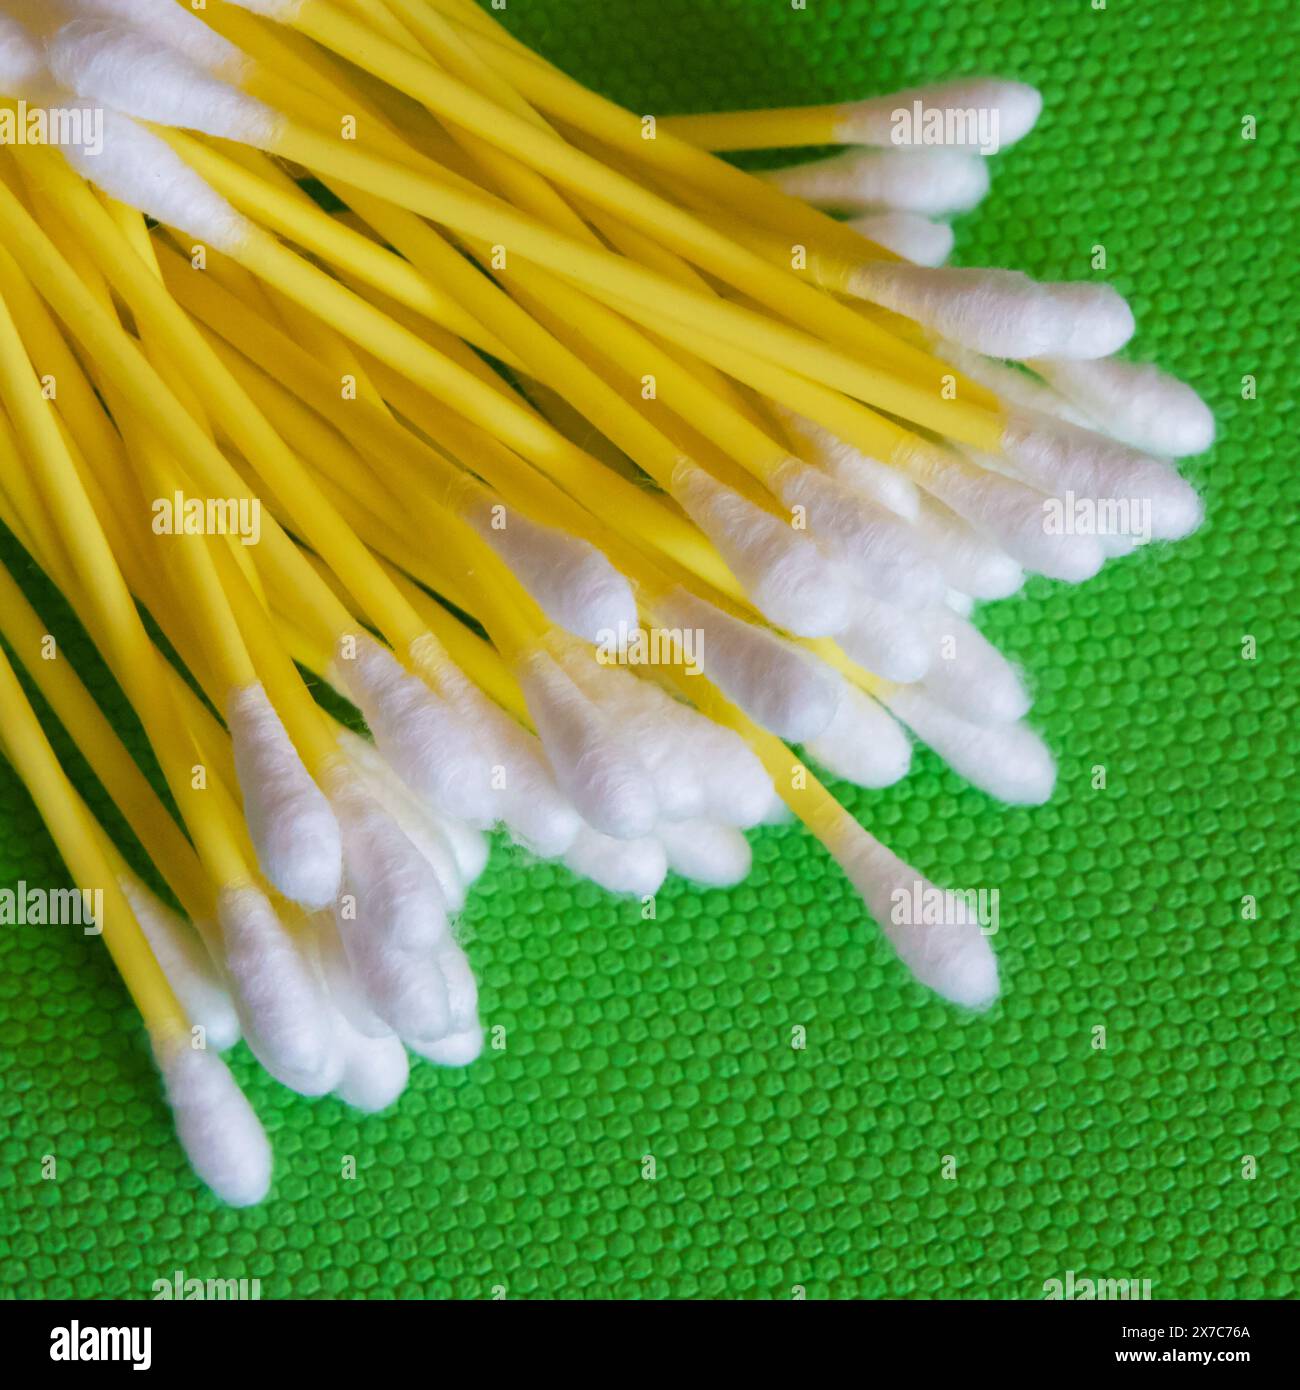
[227,682,342,909]
[0,11,45,89]
[154,1036,272,1207]
[467,503,638,642]
[562,824,669,897]
[886,687,1057,805]
[832,77,1043,152]
[769,457,944,609]
[850,264,1136,360]
[846,212,955,267]
[776,409,922,522]
[918,610,1032,725]
[517,645,660,840]
[332,1023,410,1113]
[764,147,991,216]
[912,496,1025,601]
[216,883,343,1095]
[1033,356,1216,459]
[835,593,934,684]
[843,837,1000,1010]
[657,587,843,743]
[804,682,913,790]
[410,1026,486,1069]
[997,409,1205,541]
[671,460,855,638]
[655,819,752,888]
[119,872,241,1052]
[72,0,247,79]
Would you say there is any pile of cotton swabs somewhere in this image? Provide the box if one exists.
[0,0,1212,1205]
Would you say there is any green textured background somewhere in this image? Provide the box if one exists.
[2,0,1297,1300]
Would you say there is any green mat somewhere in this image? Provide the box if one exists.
[2,0,1297,1300]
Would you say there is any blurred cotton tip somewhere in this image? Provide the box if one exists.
[1033,356,1216,458]
[849,265,1135,359]
[835,593,933,683]
[770,458,943,608]
[563,824,668,897]
[656,820,752,887]
[805,683,912,789]
[79,0,247,78]
[469,504,637,641]
[777,410,920,521]
[765,147,989,216]
[119,874,240,1051]
[333,1026,409,1113]
[912,445,1105,582]
[155,1038,272,1206]
[48,18,281,143]
[919,610,1031,724]
[672,460,853,636]
[0,14,46,92]
[217,885,342,1095]
[833,78,1042,153]
[914,496,1025,600]
[409,1025,484,1068]
[841,836,1000,1009]
[999,409,1204,541]
[887,687,1056,804]
[228,682,342,909]
[658,588,842,742]
[847,212,954,266]
[517,647,659,840]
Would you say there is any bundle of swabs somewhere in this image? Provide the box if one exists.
[0,0,1213,1207]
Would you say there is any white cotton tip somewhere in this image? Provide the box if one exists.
[310,913,393,1040]
[945,588,976,619]
[770,458,944,609]
[914,446,1105,582]
[886,687,1056,804]
[913,495,1025,600]
[60,106,251,253]
[847,212,955,266]
[75,0,246,79]
[517,648,659,840]
[849,264,1135,360]
[154,1038,272,1206]
[835,593,933,683]
[672,460,854,637]
[467,505,637,642]
[998,409,1204,541]
[216,885,342,1095]
[833,78,1043,153]
[119,874,240,1052]
[841,836,1000,1010]
[428,810,490,886]
[326,768,458,1043]
[409,1025,484,1068]
[656,820,752,888]
[333,634,496,829]
[227,683,342,910]
[47,18,281,144]
[919,610,1031,724]
[805,682,912,789]
[333,1025,409,1113]
[937,338,1092,426]
[563,824,668,897]
[337,729,465,911]
[0,13,45,92]
[764,147,989,216]
[658,587,843,743]
[697,728,779,829]
[1032,357,1216,459]
[776,410,920,521]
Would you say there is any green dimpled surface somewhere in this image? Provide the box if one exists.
[1,0,1297,1299]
